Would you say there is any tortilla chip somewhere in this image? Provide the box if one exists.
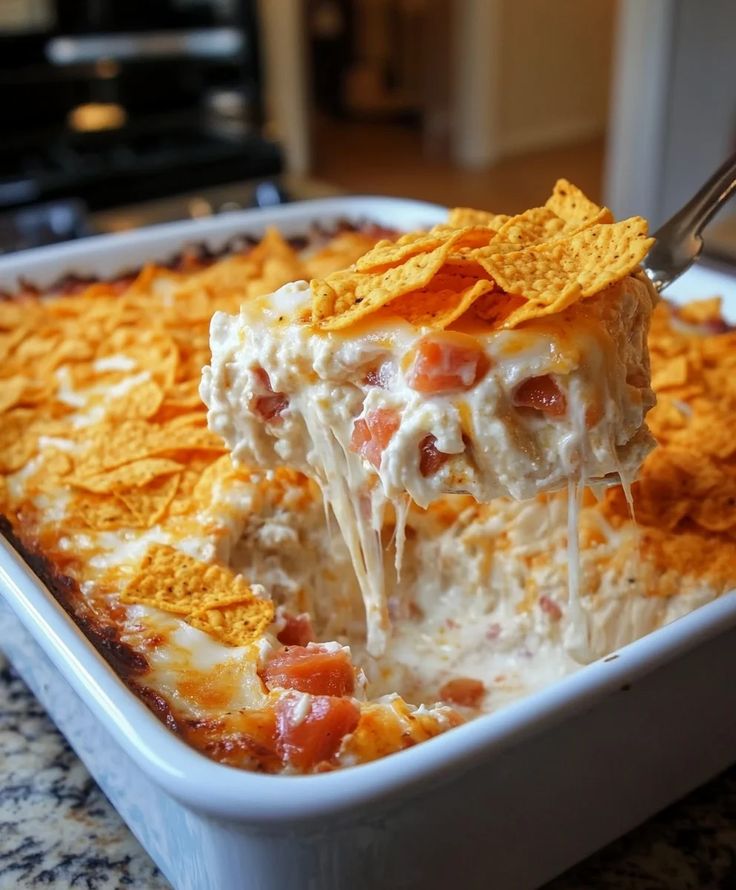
[304,232,389,279]
[383,278,494,329]
[0,412,39,472]
[678,298,723,326]
[75,419,226,475]
[447,208,510,230]
[26,449,74,493]
[491,207,567,248]
[475,218,653,304]
[430,225,498,251]
[651,355,689,390]
[354,231,449,272]
[313,237,462,329]
[0,376,27,414]
[67,491,138,530]
[71,457,183,494]
[120,544,260,615]
[188,597,275,648]
[472,292,529,327]
[545,179,613,228]
[109,379,165,420]
[117,473,181,526]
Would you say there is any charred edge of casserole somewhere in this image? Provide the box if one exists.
[128,679,183,734]
[0,219,399,300]
[0,218,401,768]
[0,515,149,678]
[0,515,277,767]
[0,513,197,739]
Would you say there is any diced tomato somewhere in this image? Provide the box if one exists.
[56,276,94,295]
[585,403,603,429]
[251,367,289,422]
[705,319,735,334]
[350,407,400,468]
[418,434,451,477]
[277,612,315,647]
[261,645,355,696]
[439,677,486,708]
[109,275,137,294]
[276,695,360,770]
[253,367,272,389]
[539,595,562,621]
[405,332,489,394]
[363,361,395,389]
[626,370,648,389]
[254,393,289,421]
[350,419,371,452]
[186,708,280,770]
[513,374,567,417]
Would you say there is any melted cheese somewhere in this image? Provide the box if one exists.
[201,275,658,657]
[7,329,725,733]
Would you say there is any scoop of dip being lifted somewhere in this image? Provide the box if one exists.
[201,181,658,655]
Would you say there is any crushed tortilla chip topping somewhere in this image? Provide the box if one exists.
[188,599,275,649]
[1,215,736,774]
[545,178,614,229]
[0,226,385,644]
[311,180,653,331]
[121,544,274,646]
[603,298,736,586]
[446,207,510,230]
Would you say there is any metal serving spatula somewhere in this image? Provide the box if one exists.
[642,151,736,292]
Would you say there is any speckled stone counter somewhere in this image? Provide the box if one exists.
[1,651,735,890]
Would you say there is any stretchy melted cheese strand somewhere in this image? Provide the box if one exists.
[4,207,736,775]
[202,184,658,657]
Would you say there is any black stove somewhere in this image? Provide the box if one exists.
[0,0,282,252]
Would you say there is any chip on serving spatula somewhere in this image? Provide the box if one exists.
[201,180,658,654]
[202,180,656,507]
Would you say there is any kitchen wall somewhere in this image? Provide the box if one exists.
[450,0,617,168]
[260,0,618,175]
[496,0,616,156]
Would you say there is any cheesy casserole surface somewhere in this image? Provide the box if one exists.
[1,220,735,774]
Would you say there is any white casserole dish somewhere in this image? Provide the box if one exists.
[1,197,736,890]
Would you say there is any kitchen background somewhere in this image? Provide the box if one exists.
[1,0,734,255]
[2,1,736,888]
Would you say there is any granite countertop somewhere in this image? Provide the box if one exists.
[1,651,735,890]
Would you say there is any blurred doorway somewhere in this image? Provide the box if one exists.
[261,0,618,209]
[260,0,618,210]
[307,0,455,167]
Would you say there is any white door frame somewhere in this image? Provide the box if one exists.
[257,0,312,175]
[604,0,676,222]
[450,0,503,169]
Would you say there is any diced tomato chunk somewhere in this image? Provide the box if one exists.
[277,612,315,647]
[261,645,355,696]
[418,434,451,477]
[363,362,394,388]
[251,367,289,422]
[276,695,360,770]
[539,595,562,621]
[350,407,400,468]
[253,367,273,389]
[626,370,648,389]
[513,374,567,417]
[705,319,735,334]
[109,275,137,294]
[406,332,489,394]
[439,677,486,707]
[254,393,289,421]
[585,403,603,429]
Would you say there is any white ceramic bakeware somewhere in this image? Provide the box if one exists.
[1,198,736,890]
